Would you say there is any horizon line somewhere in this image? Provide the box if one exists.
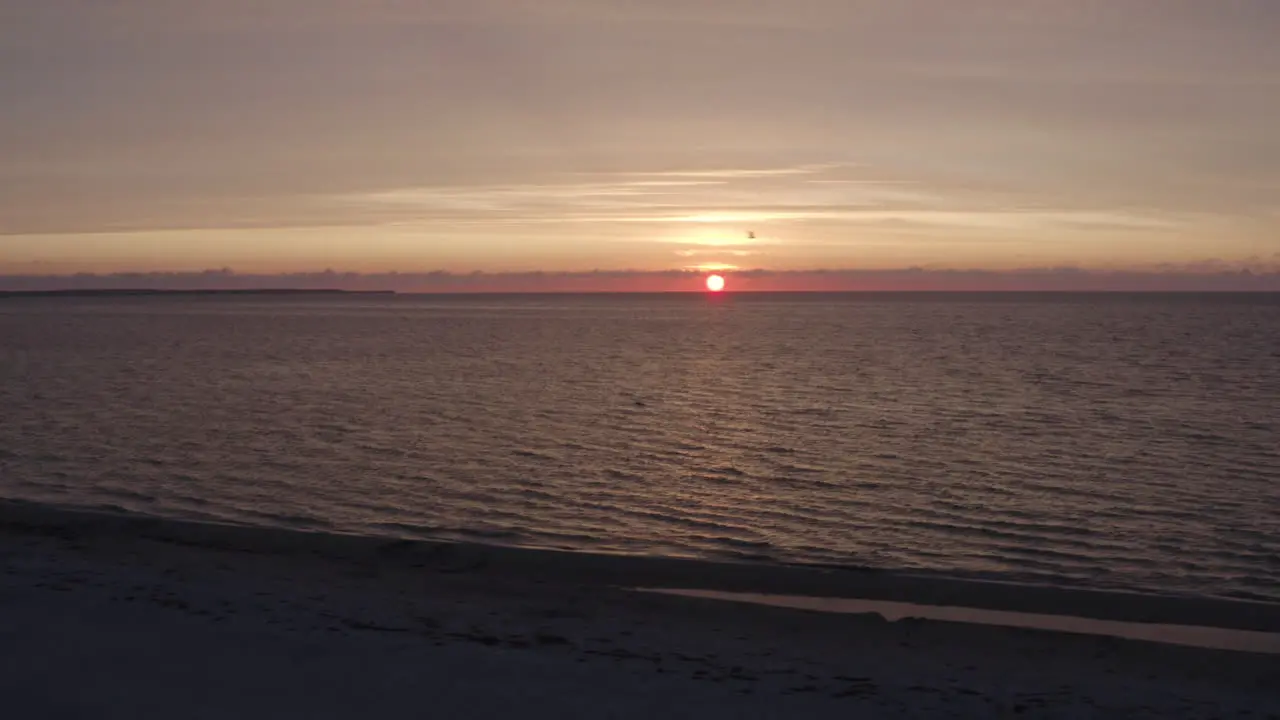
[3,288,1278,297]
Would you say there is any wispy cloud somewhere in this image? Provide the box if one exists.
[661,237,766,248]
[346,163,847,214]
[673,248,758,257]
[343,164,1184,236]
[593,163,853,179]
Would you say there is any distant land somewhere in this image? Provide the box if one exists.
[0,289,396,298]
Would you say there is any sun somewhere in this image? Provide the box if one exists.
[705,274,726,292]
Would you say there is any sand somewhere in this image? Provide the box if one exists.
[2,499,1277,718]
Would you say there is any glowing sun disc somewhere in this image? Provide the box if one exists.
[705,274,726,292]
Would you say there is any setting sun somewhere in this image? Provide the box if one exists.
[705,274,726,292]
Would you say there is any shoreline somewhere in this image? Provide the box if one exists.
[5,498,1278,633]
[3,496,1278,717]
[645,590,1280,655]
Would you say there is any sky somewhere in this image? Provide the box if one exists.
[2,0,1279,290]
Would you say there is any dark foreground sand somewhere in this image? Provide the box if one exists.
[2,500,1277,719]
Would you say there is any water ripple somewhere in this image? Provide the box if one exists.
[1,293,1278,601]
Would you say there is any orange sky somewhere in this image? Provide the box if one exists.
[2,1,1279,280]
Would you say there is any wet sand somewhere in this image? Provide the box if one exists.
[2,500,1278,718]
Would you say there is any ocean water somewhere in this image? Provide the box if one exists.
[1,293,1278,601]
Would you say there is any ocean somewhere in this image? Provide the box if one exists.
[1,293,1277,601]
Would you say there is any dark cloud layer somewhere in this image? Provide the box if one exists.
[2,268,1276,294]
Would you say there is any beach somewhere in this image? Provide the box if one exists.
[2,500,1277,719]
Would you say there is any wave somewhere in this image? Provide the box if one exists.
[4,295,1279,605]
[5,497,1279,634]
